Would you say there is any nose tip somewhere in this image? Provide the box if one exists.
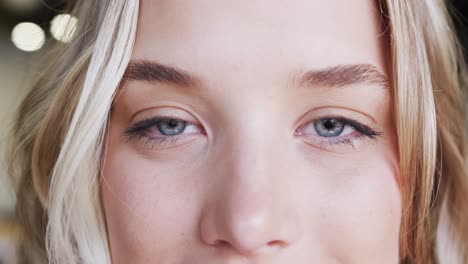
[200,203,300,257]
[211,214,286,256]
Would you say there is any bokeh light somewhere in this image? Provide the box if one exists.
[50,14,78,43]
[11,22,46,52]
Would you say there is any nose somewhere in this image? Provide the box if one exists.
[199,140,301,257]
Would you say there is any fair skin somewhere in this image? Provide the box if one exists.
[101,0,401,263]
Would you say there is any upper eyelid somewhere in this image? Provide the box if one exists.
[294,106,378,128]
[125,116,181,136]
[132,116,189,128]
[125,116,204,137]
[299,116,364,130]
[128,104,200,125]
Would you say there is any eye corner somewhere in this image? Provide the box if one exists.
[293,127,304,137]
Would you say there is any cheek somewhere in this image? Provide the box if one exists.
[299,148,401,262]
[100,129,204,262]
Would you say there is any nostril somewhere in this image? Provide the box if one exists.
[267,240,286,248]
[213,239,230,247]
[212,239,285,256]
[213,239,286,249]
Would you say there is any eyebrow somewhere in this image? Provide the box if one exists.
[295,64,389,90]
[124,60,388,90]
[123,60,200,87]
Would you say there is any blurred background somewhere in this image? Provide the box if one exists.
[0,0,75,263]
[0,0,467,263]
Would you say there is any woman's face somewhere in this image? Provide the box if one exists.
[102,0,401,263]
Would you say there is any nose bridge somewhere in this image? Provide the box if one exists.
[199,114,301,256]
[221,106,285,217]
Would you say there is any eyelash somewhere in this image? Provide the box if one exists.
[124,115,381,149]
[124,116,203,148]
[297,116,381,149]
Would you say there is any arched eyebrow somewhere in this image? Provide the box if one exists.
[124,60,388,90]
[123,60,201,87]
[294,64,389,90]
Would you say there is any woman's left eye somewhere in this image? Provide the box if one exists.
[295,117,381,148]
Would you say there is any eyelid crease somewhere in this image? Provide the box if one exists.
[297,114,379,134]
[126,103,206,130]
[292,105,380,133]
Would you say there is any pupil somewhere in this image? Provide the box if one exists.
[168,120,178,128]
[324,119,337,130]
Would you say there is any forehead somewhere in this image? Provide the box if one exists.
[133,0,387,78]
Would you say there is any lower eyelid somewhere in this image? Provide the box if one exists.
[300,128,377,150]
[138,136,200,151]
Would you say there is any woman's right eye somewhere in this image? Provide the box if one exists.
[124,116,205,147]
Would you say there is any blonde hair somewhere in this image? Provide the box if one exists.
[6,0,467,263]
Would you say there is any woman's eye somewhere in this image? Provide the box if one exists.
[124,116,205,148]
[296,117,381,149]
